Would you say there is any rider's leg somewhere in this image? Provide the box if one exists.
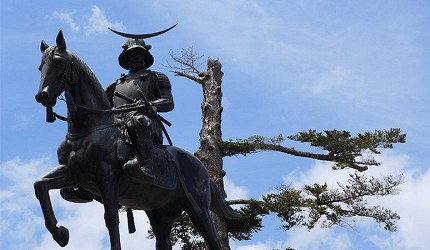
[124,115,155,181]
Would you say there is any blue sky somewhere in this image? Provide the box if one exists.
[1,1,429,249]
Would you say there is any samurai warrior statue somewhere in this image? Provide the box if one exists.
[105,26,176,183]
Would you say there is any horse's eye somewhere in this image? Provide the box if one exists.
[54,58,63,65]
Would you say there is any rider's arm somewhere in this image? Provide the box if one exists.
[151,72,174,113]
[104,81,117,108]
[105,75,126,108]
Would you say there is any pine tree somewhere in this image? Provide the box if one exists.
[155,48,405,250]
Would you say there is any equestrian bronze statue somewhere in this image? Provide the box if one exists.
[34,28,240,250]
[105,28,175,183]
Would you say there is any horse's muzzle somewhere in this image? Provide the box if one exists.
[35,88,56,107]
[35,91,48,104]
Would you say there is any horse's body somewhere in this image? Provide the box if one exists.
[34,31,239,250]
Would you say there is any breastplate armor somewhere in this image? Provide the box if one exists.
[113,73,158,107]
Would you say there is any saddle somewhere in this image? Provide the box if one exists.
[60,128,177,204]
[117,126,177,190]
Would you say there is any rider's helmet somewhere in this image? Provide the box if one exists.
[118,38,154,70]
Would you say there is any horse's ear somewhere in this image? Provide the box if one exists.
[56,30,67,52]
[40,40,49,53]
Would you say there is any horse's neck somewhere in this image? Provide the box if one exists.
[67,56,114,134]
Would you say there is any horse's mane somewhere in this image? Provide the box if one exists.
[68,51,111,109]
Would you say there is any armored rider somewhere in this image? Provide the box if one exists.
[106,38,174,182]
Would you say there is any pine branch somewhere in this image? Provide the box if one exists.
[165,48,406,249]
[225,173,403,235]
[158,170,402,246]
[171,70,205,84]
[228,199,258,205]
[169,48,204,73]
[221,129,406,172]
[221,135,369,171]
[166,47,207,85]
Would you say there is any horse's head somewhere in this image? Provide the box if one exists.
[35,30,72,108]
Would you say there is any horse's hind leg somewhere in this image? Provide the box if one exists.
[34,164,76,247]
[187,209,222,250]
[146,208,181,250]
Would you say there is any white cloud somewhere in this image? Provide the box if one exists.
[84,5,124,36]
[234,241,286,250]
[224,177,249,201]
[0,157,157,249]
[309,66,352,95]
[33,201,107,250]
[286,227,353,250]
[150,0,429,130]
[0,156,249,249]
[280,151,430,250]
[1,150,426,250]
[0,157,52,250]
[231,229,352,250]
[34,201,158,250]
[283,160,352,189]
[52,10,80,32]
[232,151,430,249]
[51,6,123,36]
[150,0,279,70]
[12,113,35,129]
[369,166,430,249]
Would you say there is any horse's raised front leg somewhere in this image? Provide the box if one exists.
[34,164,76,247]
[97,163,121,250]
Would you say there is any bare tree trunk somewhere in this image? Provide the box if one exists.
[194,58,230,250]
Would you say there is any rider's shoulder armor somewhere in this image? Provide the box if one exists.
[151,71,171,90]
[105,74,126,107]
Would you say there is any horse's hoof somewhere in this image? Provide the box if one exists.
[53,226,69,247]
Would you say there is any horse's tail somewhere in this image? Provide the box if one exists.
[210,180,241,219]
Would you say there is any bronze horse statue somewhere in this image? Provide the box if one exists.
[34,30,239,250]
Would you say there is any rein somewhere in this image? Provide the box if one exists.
[66,124,117,140]
[44,48,120,138]
[60,93,172,127]
[76,102,148,115]
[44,47,172,142]
[46,48,148,120]
[47,49,153,120]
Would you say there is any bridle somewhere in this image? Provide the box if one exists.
[39,46,77,122]
[40,46,173,144]
[41,47,159,118]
